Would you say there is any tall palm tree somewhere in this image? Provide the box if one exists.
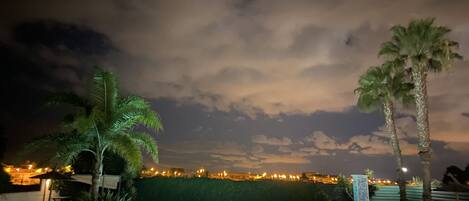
[355,61,413,201]
[29,69,163,200]
[379,18,462,201]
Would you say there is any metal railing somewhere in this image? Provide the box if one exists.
[371,186,469,201]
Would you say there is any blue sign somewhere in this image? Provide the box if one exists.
[352,175,369,201]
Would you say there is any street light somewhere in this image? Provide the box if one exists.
[401,167,408,173]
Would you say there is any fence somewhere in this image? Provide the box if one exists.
[372,186,469,201]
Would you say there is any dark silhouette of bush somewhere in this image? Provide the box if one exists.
[442,164,469,186]
[0,164,12,194]
[440,164,469,192]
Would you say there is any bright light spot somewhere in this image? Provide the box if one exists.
[402,167,408,173]
[63,165,73,173]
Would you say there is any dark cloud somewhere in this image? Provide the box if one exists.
[1,19,115,162]
[14,20,114,55]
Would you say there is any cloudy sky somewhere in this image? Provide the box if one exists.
[1,0,469,179]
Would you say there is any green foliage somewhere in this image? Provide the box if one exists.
[76,191,132,201]
[368,183,378,198]
[312,190,330,201]
[355,62,413,113]
[363,169,379,198]
[334,175,352,201]
[27,68,163,172]
[412,176,423,185]
[135,177,334,201]
[364,169,374,179]
[0,165,12,194]
[379,18,462,73]
[431,179,442,188]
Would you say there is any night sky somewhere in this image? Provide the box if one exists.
[1,0,469,179]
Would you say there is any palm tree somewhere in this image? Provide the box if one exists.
[379,18,462,201]
[355,61,413,201]
[29,69,163,200]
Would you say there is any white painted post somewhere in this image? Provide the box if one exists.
[352,175,369,201]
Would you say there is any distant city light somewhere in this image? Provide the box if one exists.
[136,166,397,185]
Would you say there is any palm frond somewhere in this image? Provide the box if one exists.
[382,18,462,73]
[112,98,163,132]
[91,69,118,121]
[356,93,381,113]
[25,132,94,165]
[356,63,414,112]
[47,92,91,110]
[128,132,159,163]
[379,41,401,58]
[118,96,149,110]
[139,109,163,131]
[54,141,94,165]
[106,135,143,172]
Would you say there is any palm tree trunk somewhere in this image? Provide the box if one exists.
[411,65,432,201]
[383,100,407,201]
[91,154,103,201]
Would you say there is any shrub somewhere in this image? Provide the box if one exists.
[76,191,132,201]
[334,175,352,201]
[431,179,442,188]
[412,176,423,185]
[0,165,12,194]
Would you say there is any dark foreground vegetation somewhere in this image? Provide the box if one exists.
[135,177,336,201]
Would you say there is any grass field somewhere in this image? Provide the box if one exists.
[135,177,336,201]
